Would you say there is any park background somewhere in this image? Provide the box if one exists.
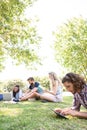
[0,0,87,81]
[0,1,87,130]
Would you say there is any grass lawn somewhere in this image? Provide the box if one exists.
[0,96,87,130]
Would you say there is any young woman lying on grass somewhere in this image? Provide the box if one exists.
[55,72,87,119]
[20,77,44,101]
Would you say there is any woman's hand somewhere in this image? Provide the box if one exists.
[55,108,87,118]
[54,108,62,113]
[55,108,79,117]
[60,108,71,115]
[44,90,55,95]
[55,108,71,114]
[63,110,79,117]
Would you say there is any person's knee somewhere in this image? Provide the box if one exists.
[33,92,37,95]
[40,95,45,99]
[40,96,42,99]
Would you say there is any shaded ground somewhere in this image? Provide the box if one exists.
[0,96,87,130]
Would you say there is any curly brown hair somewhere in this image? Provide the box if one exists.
[62,72,86,92]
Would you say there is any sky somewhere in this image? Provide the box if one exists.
[0,0,87,80]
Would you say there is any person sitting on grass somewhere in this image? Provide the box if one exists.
[40,72,63,102]
[55,72,87,119]
[20,77,44,101]
[12,85,23,102]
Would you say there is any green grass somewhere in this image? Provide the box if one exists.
[0,96,87,130]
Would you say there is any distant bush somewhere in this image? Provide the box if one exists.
[0,76,65,92]
[34,76,50,90]
[0,77,50,92]
[0,81,4,92]
[0,79,26,92]
[63,87,66,91]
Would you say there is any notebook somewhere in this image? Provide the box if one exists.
[51,109,68,119]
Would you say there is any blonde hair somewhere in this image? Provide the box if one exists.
[49,72,58,80]
[49,72,62,89]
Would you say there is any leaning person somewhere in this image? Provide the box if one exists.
[55,72,87,119]
[20,77,44,101]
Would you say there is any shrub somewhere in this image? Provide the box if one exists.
[0,76,65,92]
[1,79,26,92]
[0,81,4,92]
[34,76,50,90]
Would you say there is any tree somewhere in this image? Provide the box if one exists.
[0,0,41,71]
[54,17,87,81]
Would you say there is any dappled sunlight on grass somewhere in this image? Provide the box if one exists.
[20,101,35,105]
[0,108,23,116]
[0,96,87,130]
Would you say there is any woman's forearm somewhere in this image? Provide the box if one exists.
[64,109,87,119]
[76,112,87,119]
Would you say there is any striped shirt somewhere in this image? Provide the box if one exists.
[72,84,87,111]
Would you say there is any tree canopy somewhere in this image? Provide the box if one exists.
[54,17,87,81]
[0,0,40,71]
